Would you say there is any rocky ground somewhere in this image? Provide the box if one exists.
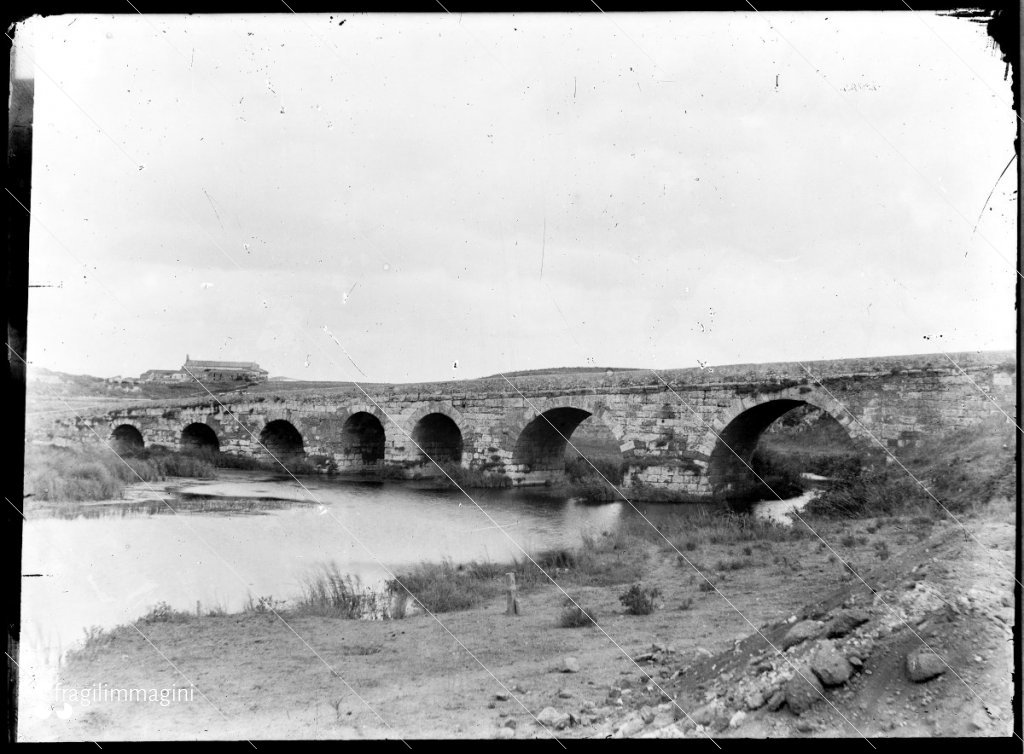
[23,499,1017,742]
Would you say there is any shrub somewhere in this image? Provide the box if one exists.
[558,602,597,628]
[296,564,371,618]
[619,583,661,615]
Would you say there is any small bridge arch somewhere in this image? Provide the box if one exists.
[181,422,220,453]
[259,419,305,459]
[110,423,144,453]
[338,406,387,467]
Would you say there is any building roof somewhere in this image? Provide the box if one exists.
[184,358,264,370]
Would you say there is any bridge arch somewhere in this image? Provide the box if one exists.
[410,411,464,464]
[259,419,304,458]
[339,407,387,466]
[698,387,865,500]
[510,398,624,479]
[181,422,220,453]
[110,423,144,453]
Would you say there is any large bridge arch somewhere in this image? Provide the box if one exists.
[698,387,868,500]
[508,397,625,482]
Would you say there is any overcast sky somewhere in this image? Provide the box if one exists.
[15,12,1017,383]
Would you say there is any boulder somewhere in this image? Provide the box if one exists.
[824,609,871,638]
[784,666,825,715]
[691,698,729,728]
[743,689,766,711]
[639,705,656,725]
[729,710,747,729]
[613,713,646,738]
[809,640,853,686]
[560,656,581,673]
[906,647,946,683]
[782,620,823,650]
[536,707,570,730]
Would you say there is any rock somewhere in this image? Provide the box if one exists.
[613,713,646,738]
[581,699,596,711]
[784,666,825,715]
[691,698,726,727]
[824,608,871,638]
[496,727,514,739]
[906,648,946,683]
[557,688,572,699]
[653,723,686,738]
[809,640,853,686]
[495,692,510,701]
[970,710,988,730]
[537,707,571,730]
[848,656,863,668]
[765,690,786,711]
[796,719,815,732]
[782,620,823,650]
[729,710,747,729]
[634,652,655,662]
[560,656,581,673]
[502,718,516,729]
[652,712,675,729]
[743,690,766,711]
[639,705,656,725]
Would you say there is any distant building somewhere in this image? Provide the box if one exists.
[140,357,269,384]
[140,369,187,382]
[181,355,268,383]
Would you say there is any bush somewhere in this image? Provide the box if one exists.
[296,564,373,618]
[619,583,661,615]
[558,601,597,628]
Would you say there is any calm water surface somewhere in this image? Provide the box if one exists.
[19,468,808,729]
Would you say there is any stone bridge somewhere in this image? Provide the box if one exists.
[35,351,1016,501]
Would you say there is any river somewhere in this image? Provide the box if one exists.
[18,468,814,728]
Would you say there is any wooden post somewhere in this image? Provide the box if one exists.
[505,572,520,616]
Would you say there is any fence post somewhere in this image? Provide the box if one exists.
[505,572,520,616]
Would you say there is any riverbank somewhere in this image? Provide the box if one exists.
[27,494,1015,741]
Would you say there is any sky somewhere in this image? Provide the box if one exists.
[14,11,1018,384]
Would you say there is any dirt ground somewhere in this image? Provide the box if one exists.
[22,499,1018,743]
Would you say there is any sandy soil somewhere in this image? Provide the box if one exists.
[22,499,1017,742]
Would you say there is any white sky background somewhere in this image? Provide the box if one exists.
[15,12,1018,383]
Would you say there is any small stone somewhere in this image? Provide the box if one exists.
[560,656,581,673]
[906,647,946,683]
[973,655,983,663]
[848,656,863,668]
[495,691,510,701]
[729,710,747,729]
[537,707,571,730]
[743,690,766,711]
